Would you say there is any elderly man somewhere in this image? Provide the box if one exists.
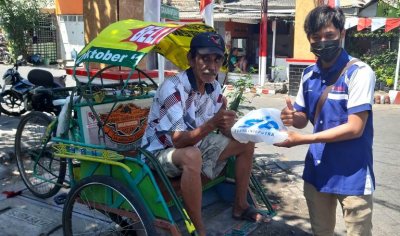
[141,32,265,235]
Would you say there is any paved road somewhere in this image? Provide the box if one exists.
[0,64,399,235]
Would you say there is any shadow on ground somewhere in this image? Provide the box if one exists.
[250,154,312,235]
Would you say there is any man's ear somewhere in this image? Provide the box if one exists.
[340,30,346,39]
[187,51,195,67]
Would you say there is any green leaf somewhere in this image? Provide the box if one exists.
[0,0,49,60]
[227,73,255,112]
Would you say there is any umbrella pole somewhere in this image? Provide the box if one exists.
[158,18,166,85]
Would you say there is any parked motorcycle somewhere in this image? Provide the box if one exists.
[0,57,68,116]
[0,58,32,116]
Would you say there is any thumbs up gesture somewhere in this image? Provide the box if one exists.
[281,97,295,127]
[211,96,236,130]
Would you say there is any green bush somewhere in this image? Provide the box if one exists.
[360,49,397,87]
[225,73,255,115]
[346,26,399,88]
[0,0,49,60]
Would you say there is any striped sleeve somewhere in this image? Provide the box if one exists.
[294,69,313,112]
[347,62,376,114]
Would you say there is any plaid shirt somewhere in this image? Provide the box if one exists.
[141,68,224,154]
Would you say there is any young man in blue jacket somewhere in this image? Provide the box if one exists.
[276,5,375,236]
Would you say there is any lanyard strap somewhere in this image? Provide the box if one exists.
[314,59,360,124]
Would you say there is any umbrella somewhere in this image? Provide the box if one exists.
[76,19,216,70]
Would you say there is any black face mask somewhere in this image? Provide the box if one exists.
[310,40,341,63]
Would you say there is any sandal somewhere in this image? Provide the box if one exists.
[53,192,68,205]
[232,206,271,223]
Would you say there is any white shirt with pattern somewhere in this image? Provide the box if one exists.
[141,69,224,154]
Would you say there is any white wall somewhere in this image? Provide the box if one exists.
[57,15,85,60]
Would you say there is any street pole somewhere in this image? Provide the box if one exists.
[144,0,162,83]
[394,32,400,91]
[258,0,268,86]
[271,19,276,81]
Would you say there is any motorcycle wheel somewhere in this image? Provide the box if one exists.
[0,90,26,116]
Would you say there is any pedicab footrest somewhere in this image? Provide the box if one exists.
[53,142,124,161]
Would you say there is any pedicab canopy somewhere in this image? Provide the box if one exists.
[75,19,216,70]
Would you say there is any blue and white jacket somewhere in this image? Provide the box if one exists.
[294,49,376,195]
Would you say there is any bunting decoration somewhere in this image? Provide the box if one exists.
[385,18,400,32]
[357,18,372,31]
[345,17,359,29]
[346,17,400,32]
[371,18,386,31]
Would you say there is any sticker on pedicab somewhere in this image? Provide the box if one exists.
[100,103,149,144]
[75,47,146,67]
[122,25,177,51]
[80,98,152,150]
[86,111,97,128]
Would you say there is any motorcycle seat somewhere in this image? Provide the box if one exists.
[28,69,60,88]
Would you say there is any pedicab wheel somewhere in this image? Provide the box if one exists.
[15,111,66,198]
[63,175,156,236]
[0,90,26,116]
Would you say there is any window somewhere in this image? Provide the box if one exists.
[60,15,83,22]
[68,15,77,22]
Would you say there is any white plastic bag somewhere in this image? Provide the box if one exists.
[231,108,288,144]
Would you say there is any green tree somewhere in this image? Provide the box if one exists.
[0,0,49,60]
[388,0,400,17]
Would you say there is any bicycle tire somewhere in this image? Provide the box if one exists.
[63,175,157,236]
[15,111,66,198]
[0,90,26,116]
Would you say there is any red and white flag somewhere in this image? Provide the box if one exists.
[326,0,340,7]
[200,0,214,27]
[371,18,386,32]
[385,18,400,32]
[357,18,372,31]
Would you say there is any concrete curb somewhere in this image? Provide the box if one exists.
[389,90,400,104]
[225,84,276,95]
[374,90,400,105]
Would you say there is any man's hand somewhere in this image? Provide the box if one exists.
[209,97,236,133]
[215,101,236,131]
[273,131,306,148]
[281,97,296,127]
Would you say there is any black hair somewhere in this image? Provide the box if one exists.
[188,49,197,59]
[304,5,345,38]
